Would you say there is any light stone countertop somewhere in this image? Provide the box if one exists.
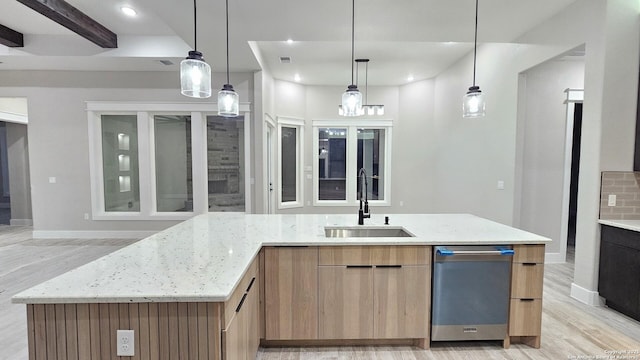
[12,213,549,304]
[599,219,640,232]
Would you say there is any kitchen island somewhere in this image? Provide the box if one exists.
[13,213,550,360]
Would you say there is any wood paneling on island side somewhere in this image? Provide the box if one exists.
[26,302,222,360]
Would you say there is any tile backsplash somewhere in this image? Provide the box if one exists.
[600,172,640,220]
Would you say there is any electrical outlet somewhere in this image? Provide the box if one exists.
[117,330,135,356]
[608,194,617,207]
[84,213,89,220]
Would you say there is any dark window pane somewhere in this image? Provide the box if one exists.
[318,128,347,200]
[281,127,297,203]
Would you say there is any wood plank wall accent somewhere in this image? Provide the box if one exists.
[26,302,222,360]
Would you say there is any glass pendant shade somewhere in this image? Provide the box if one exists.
[463,86,486,118]
[218,84,239,117]
[341,85,363,117]
[180,51,212,98]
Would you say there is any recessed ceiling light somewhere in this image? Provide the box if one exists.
[286,39,294,44]
[121,6,137,17]
[294,74,301,82]
[407,75,414,82]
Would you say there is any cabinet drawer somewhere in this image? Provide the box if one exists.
[509,299,542,336]
[511,263,544,299]
[513,244,545,263]
[319,246,430,265]
[224,257,258,328]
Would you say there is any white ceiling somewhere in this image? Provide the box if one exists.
[0,0,580,85]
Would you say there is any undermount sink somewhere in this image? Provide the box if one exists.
[324,226,414,238]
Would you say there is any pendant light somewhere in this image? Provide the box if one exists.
[218,0,239,117]
[340,0,362,117]
[180,0,212,98]
[462,0,486,118]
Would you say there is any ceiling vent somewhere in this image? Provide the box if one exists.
[158,60,174,66]
[279,56,292,64]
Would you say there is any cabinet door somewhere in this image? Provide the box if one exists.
[222,303,246,360]
[318,266,374,339]
[246,279,260,358]
[264,247,318,340]
[373,265,429,339]
[599,240,640,318]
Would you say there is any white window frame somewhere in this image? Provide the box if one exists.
[312,119,392,207]
[87,102,251,220]
[277,117,305,209]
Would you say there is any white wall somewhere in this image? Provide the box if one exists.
[274,80,424,215]
[0,70,255,234]
[512,0,640,305]
[516,60,585,259]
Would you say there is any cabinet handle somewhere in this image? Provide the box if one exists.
[346,265,373,268]
[519,298,535,302]
[235,293,248,313]
[522,262,537,266]
[246,277,256,292]
[375,265,402,268]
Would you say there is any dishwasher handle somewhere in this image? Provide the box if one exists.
[436,247,514,256]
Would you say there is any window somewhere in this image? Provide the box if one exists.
[318,128,347,201]
[88,102,251,220]
[101,115,140,212]
[207,115,245,212]
[313,120,392,206]
[153,115,193,212]
[278,117,304,208]
[357,128,385,201]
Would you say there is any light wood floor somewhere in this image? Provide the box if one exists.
[2,227,640,359]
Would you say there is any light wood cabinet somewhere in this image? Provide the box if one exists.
[318,266,374,339]
[506,244,545,349]
[264,247,318,340]
[223,258,259,360]
[373,265,429,339]
[318,246,430,345]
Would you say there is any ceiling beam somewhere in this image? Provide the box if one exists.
[16,0,117,48]
[0,24,24,47]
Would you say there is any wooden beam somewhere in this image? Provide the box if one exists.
[16,0,117,48]
[0,24,24,47]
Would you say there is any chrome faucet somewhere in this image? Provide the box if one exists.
[358,168,370,225]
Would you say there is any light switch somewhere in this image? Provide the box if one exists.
[497,180,505,190]
[48,177,56,184]
[608,194,617,207]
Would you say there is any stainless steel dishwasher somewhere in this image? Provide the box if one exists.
[431,245,513,341]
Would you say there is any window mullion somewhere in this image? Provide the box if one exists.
[191,112,208,215]
[137,111,153,216]
[347,126,358,205]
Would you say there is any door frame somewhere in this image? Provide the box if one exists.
[559,88,584,263]
[264,114,276,214]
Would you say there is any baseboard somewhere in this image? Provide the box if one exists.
[544,252,565,264]
[570,282,605,306]
[10,218,33,226]
[32,230,156,239]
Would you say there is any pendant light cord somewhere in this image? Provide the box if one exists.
[365,61,368,104]
[193,0,198,51]
[472,0,478,87]
[226,0,230,85]
[351,0,355,85]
